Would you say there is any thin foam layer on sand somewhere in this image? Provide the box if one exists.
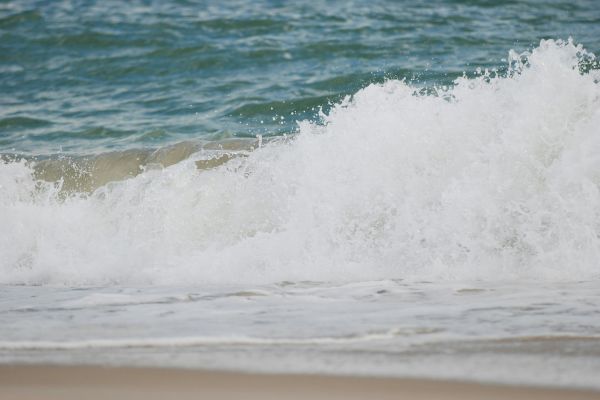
[1,365,599,400]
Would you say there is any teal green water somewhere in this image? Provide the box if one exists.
[1,0,599,154]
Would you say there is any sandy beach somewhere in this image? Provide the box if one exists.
[1,365,599,400]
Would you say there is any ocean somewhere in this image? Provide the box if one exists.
[1,0,600,389]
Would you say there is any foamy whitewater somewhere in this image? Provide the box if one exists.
[2,39,600,389]
[1,39,599,285]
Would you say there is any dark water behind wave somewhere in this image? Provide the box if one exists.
[1,0,599,154]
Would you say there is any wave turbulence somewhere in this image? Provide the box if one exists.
[1,39,599,285]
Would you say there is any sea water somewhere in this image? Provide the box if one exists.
[1,0,600,389]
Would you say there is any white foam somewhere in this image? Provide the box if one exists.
[1,39,599,286]
[0,330,406,350]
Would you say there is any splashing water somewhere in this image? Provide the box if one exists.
[1,39,599,286]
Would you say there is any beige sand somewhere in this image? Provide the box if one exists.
[1,365,599,400]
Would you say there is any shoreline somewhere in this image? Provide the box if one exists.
[1,365,600,400]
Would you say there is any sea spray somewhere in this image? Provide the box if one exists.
[1,39,599,285]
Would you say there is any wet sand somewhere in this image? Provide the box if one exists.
[1,365,599,400]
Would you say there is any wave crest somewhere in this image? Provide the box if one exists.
[1,39,599,285]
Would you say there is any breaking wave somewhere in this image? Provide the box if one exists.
[1,39,599,285]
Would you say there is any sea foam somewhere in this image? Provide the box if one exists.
[1,39,599,285]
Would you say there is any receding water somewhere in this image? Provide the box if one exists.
[2,281,600,388]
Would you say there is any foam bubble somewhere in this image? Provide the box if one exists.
[1,39,599,286]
